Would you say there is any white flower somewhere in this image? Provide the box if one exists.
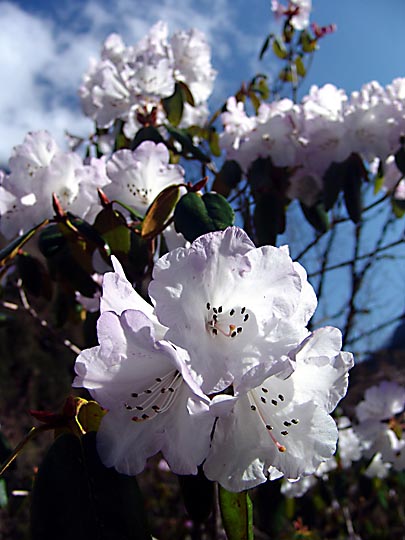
[0,131,109,239]
[171,28,216,103]
[355,381,405,471]
[104,140,184,217]
[203,327,353,491]
[73,258,213,476]
[149,226,317,394]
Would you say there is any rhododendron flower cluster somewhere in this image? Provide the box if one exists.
[0,132,185,240]
[220,79,405,205]
[79,21,216,138]
[0,130,109,239]
[74,227,353,491]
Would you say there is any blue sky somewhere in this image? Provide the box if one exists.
[1,0,405,165]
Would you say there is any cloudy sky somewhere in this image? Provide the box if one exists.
[1,0,405,165]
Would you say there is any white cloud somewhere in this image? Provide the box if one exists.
[0,0,269,165]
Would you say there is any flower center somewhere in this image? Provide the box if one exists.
[123,370,182,422]
[205,302,251,338]
[127,183,153,205]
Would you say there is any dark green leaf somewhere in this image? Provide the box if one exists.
[174,192,235,242]
[166,125,211,163]
[93,206,130,255]
[322,161,345,211]
[178,81,195,107]
[343,154,366,223]
[30,432,151,540]
[131,126,165,151]
[394,144,405,176]
[259,34,272,60]
[253,193,286,246]
[218,486,253,540]
[300,201,329,234]
[162,82,184,126]
[208,128,221,157]
[0,478,7,509]
[212,160,243,197]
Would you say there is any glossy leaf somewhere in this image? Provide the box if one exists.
[93,206,130,255]
[300,201,329,234]
[218,486,253,540]
[209,128,221,157]
[162,82,184,126]
[131,126,165,151]
[178,81,195,107]
[212,160,243,197]
[141,184,181,239]
[166,125,211,163]
[30,432,151,540]
[323,161,345,211]
[394,144,405,176]
[174,192,235,242]
[295,55,306,77]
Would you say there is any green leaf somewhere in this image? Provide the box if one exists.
[212,160,243,197]
[218,486,253,540]
[253,193,286,246]
[0,219,48,267]
[178,81,195,107]
[166,125,211,163]
[374,159,385,194]
[259,34,272,60]
[272,37,288,59]
[391,197,405,218]
[93,206,131,255]
[162,82,184,126]
[174,192,235,242]
[0,478,8,509]
[322,161,345,211]
[300,201,329,234]
[208,128,221,157]
[30,432,151,540]
[295,55,306,77]
[343,154,367,223]
[131,126,165,151]
[394,144,405,176]
[141,184,181,240]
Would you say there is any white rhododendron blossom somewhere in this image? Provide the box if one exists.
[73,258,213,476]
[271,0,312,30]
[355,381,405,471]
[79,21,216,138]
[73,229,353,490]
[220,78,405,205]
[203,327,353,491]
[149,226,317,394]
[0,131,110,239]
[104,140,185,217]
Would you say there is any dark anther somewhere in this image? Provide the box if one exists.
[266,425,273,430]
[283,421,291,427]
[281,430,288,436]
[244,314,249,322]
[271,399,278,406]
[131,392,138,398]
[251,405,257,411]
[241,307,246,314]
[261,397,267,403]
[218,306,223,313]
[230,309,235,316]
[278,394,285,401]
[206,302,211,310]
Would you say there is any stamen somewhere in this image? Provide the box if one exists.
[281,430,288,436]
[278,394,285,401]
[206,302,211,310]
[261,397,267,403]
[283,421,291,427]
[271,399,278,406]
[230,309,235,316]
[262,388,268,393]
